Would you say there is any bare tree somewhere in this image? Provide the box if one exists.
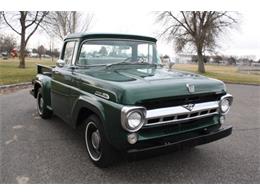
[0,11,3,29]
[37,45,46,59]
[0,33,17,53]
[156,11,239,73]
[1,11,48,68]
[44,11,93,40]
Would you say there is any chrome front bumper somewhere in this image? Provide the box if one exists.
[145,101,220,127]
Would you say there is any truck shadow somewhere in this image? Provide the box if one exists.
[42,115,219,184]
[100,148,206,183]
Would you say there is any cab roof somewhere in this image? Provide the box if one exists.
[65,33,157,42]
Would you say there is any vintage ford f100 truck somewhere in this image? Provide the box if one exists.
[31,33,233,167]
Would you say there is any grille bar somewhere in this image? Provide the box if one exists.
[145,101,219,127]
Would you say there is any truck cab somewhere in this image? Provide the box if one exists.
[31,33,233,167]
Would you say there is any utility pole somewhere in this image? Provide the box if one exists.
[49,37,54,62]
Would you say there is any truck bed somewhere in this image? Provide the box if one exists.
[37,64,54,77]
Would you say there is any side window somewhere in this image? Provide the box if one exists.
[63,41,76,65]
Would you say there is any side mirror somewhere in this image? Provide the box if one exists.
[56,59,65,67]
[169,62,175,68]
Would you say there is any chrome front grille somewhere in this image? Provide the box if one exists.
[144,101,219,127]
[137,93,223,110]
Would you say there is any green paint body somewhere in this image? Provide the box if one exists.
[32,33,228,151]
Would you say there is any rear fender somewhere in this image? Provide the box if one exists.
[34,74,52,107]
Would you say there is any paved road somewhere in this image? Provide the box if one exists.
[0,84,259,183]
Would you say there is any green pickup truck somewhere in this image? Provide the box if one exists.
[31,33,233,167]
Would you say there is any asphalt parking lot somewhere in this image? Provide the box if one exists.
[0,84,259,184]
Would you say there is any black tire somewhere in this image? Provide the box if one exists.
[84,115,118,168]
[37,88,52,119]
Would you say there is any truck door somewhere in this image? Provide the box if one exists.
[51,41,77,123]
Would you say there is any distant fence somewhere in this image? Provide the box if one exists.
[238,63,260,74]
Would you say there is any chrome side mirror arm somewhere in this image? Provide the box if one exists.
[56,59,65,67]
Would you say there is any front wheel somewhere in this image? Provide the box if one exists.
[84,115,118,167]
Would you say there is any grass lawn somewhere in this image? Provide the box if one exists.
[0,58,56,85]
[0,58,259,85]
[174,64,260,85]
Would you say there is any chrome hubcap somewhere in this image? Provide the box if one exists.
[39,98,44,109]
[85,122,102,161]
[37,95,43,115]
[91,130,101,150]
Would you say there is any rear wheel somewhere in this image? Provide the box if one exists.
[37,88,52,119]
[84,115,118,167]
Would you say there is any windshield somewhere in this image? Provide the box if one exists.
[77,39,161,66]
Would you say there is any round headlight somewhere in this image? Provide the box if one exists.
[220,98,230,114]
[127,111,143,129]
[121,106,146,132]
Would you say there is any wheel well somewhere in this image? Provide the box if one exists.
[76,107,96,127]
[34,83,41,98]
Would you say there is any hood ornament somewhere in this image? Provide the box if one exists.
[182,104,195,111]
[186,84,195,93]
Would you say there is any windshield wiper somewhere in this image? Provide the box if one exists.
[105,61,162,69]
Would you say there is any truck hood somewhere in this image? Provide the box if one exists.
[76,66,226,105]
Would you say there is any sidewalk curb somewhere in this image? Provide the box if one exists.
[224,82,260,86]
[0,82,32,94]
[0,82,31,89]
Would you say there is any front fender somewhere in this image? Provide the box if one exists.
[71,95,106,129]
[71,95,128,150]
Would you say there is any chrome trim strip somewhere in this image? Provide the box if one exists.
[144,101,219,127]
[220,94,233,105]
[51,79,118,102]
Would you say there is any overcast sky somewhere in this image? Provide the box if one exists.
[25,11,260,60]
